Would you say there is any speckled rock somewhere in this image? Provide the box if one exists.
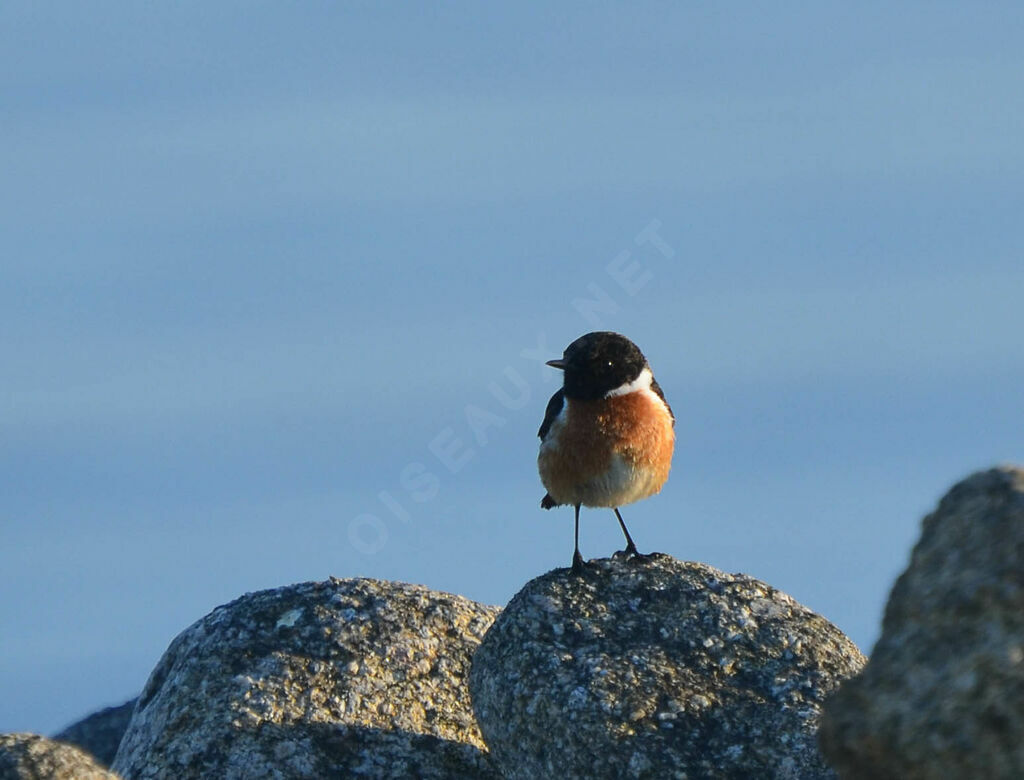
[111,578,501,779]
[0,732,121,779]
[470,554,864,779]
[54,698,137,767]
[819,466,1024,779]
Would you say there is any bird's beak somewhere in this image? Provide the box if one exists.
[546,359,566,370]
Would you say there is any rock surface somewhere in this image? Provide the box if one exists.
[470,554,864,779]
[819,466,1024,779]
[0,733,121,779]
[54,698,137,767]
[112,577,500,779]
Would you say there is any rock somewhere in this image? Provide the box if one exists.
[470,554,864,779]
[111,578,501,779]
[54,698,137,767]
[0,732,121,779]
[819,466,1024,779]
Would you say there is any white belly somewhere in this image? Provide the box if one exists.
[571,454,664,508]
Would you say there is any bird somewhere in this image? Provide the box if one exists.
[537,331,675,572]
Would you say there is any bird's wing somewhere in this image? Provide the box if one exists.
[538,389,565,440]
[650,377,675,425]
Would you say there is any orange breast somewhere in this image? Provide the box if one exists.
[538,391,675,506]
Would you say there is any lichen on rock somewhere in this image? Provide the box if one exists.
[112,577,501,779]
[470,554,864,779]
[819,466,1024,779]
[0,732,121,780]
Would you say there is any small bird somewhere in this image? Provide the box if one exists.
[538,331,675,572]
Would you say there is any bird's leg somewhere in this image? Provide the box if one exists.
[613,507,641,558]
[571,503,585,573]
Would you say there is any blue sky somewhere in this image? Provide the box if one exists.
[2,2,1023,734]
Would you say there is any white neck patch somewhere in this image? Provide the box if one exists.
[604,366,653,398]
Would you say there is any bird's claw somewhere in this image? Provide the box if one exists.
[613,542,641,560]
[571,550,586,574]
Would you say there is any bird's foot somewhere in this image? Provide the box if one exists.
[571,550,586,574]
[612,541,642,560]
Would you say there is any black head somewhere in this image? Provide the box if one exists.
[547,331,649,400]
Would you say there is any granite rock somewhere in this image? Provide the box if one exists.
[54,698,137,767]
[819,466,1024,779]
[0,732,120,779]
[470,554,864,779]
[112,577,501,779]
